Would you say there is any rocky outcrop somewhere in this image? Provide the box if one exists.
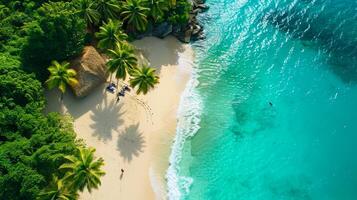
[152,22,173,38]
[173,0,208,43]
[131,0,208,43]
[70,46,108,97]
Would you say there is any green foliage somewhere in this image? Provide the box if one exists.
[129,65,159,94]
[107,42,138,80]
[0,105,79,199]
[168,0,191,24]
[0,63,79,200]
[95,19,128,51]
[0,53,20,68]
[121,0,150,32]
[74,0,101,27]
[37,176,79,200]
[0,10,32,55]
[149,0,169,23]
[94,0,120,22]
[21,1,86,81]
[0,108,79,200]
[45,60,78,96]
[0,66,44,110]
[60,147,105,193]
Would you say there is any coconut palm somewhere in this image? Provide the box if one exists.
[129,65,159,95]
[121,0,150,32]
[107,42,138,83]
[149,0,169,23]
[75,0,100,28]
[95,19,128,51]
[94,0,120,22]
[60,147,105,193]
[37,176,78,200]
[46,61,78,102]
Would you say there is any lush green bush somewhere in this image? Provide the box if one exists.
[0,66,44,110]
[0,53,20,68]
[21,1,86,81]
[168,0,191,24]
[0,65,78,200]
[0,108,78,199]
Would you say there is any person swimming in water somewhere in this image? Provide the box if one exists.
[269,102,273,106]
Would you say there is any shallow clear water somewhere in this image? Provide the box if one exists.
[170,0,357,199]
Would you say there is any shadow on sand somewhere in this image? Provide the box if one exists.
[117,123,145,162]
[89,96,125,142]
[133,36,186,74]
[45,84,111,118]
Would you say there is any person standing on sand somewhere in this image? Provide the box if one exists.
[120,168,125,180]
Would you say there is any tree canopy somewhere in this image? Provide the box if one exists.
[21,1,86,81]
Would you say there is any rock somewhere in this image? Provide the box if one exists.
[152,22,173,38]
[189,15,198,24]
[190,8,200,15]
[193,0,206,4]
[197,32,206,40]
[184,28,193,43]
[192,24,202,35]
[192,31,206,41]
[196,4,209,12]
[70,46,108,97]
[172,25,182,34]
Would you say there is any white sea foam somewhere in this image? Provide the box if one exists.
[166,48,202,200]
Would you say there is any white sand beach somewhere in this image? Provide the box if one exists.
[45,36,194,200]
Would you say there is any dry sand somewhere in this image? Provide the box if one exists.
[45,36,194,200]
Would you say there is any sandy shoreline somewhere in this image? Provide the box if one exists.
[45,36,194,200]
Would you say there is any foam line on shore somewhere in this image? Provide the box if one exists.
[166,50,202,200]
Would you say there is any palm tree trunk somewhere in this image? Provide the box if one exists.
[109,73,113,83]
[60,92,65,114]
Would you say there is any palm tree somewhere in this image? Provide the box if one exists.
[95,19,128,51]
[37,176,78,200]
[121,0,150,32]
[60,147,105,193]
[75,0,101,28]
[94,0,120,22]
[149,0,169,23]
[129,65,159,95]
[107,42,138,83]
[46,61,78,102]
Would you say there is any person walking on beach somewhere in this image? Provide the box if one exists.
[120,168,125,180]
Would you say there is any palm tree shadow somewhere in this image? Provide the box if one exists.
[89,98,125,142]
[117,123,145,162]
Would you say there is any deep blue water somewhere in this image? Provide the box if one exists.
[169,0,357,199]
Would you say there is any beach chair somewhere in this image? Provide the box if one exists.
[106,83,116,93]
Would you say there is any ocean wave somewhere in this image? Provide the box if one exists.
[166,50,202,200]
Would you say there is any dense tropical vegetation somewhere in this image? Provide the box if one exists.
[0,0,193,199]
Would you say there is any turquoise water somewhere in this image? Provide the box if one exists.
[169,0,357,199]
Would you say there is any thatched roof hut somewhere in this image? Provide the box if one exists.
[70,46,108,97]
